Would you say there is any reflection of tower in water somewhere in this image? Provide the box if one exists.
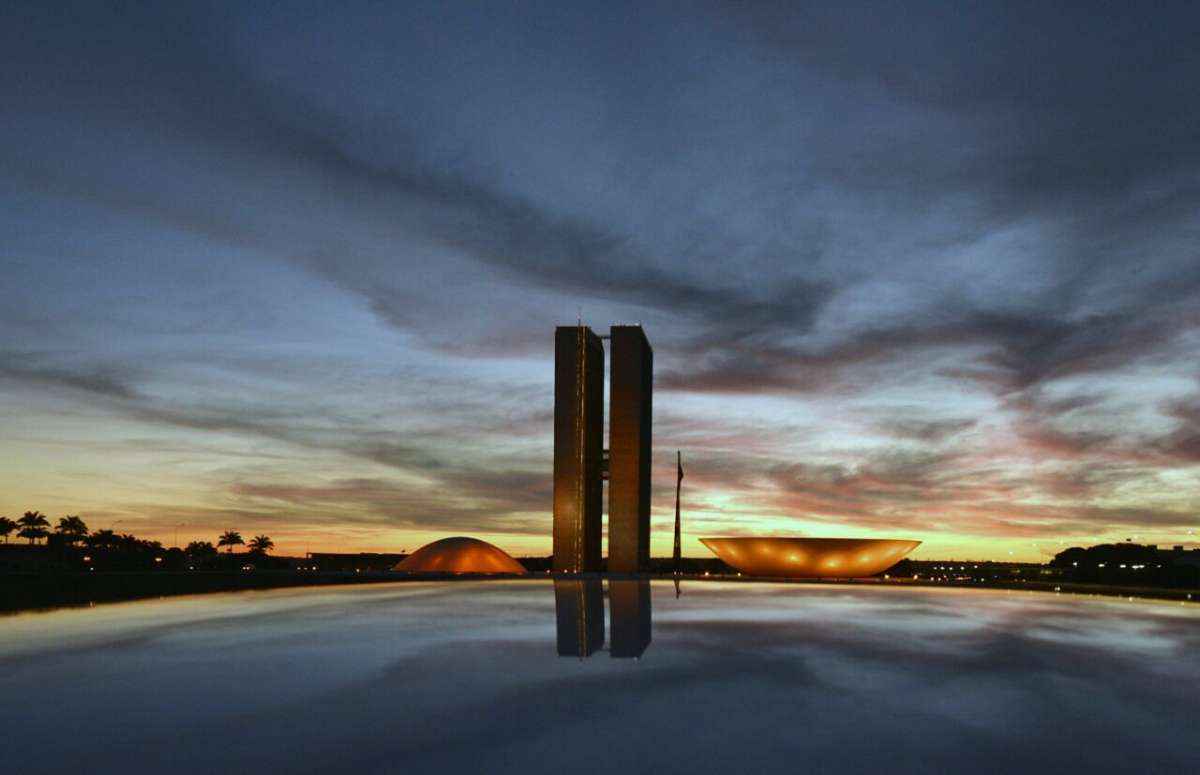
[609,581,652,658]
[554,580,652,659]
[554,580,604,658]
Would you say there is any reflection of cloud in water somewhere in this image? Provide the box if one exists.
[0,582,1197,773]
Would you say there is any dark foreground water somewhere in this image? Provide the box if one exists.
[1,581,1198,774]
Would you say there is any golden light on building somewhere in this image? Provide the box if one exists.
[393,536,528,575]
[699,537,920,578]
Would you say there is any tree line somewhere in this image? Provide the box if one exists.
[0,512,274,556]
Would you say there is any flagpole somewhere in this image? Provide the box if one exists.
[673,450,683,575]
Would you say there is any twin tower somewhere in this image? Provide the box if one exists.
[553,325,652,573]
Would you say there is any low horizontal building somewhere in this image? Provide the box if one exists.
[300,553,408,572]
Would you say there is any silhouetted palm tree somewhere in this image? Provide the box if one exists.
[217,530,244,554]
[248,535,274,555]
[185,540,217,557]
[17,511,50,544]
[88,529,117,549]
[0,517,15,543]
[55,515,89,545]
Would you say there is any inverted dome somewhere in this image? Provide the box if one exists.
[700,537,919,578]
[394,537,527,575]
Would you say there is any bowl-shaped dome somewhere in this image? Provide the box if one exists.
[700,537,919,578]
[394,537,527,575]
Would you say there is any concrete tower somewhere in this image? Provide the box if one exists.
[552,325,605,572]
[608,325,653,573]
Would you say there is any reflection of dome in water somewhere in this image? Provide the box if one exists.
[394,537,527,575]
[700,537,920,578]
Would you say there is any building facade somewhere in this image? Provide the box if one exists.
[552,325,605,572]
[608,325,653,572]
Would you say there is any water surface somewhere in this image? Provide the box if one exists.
[1,581,1197,773]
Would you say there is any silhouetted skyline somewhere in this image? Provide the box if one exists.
[3,2,1199,561]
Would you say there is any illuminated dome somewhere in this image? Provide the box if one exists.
[700,537,920,578]
[394,537,528,575]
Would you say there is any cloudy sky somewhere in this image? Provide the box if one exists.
[3,1,1198,559]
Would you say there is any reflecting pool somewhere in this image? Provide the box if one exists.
[1,581,1198,773]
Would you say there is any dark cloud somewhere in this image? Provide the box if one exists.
[1003,389,1119,458]
[230,476,550,536]
[729,1,1200,181]
[1033,463,1152,500]
[876,418,976,443]
[669,444,1197,540]
[0,352,552,536]
[0,353,145,402]
[1158,395,1200,462]
[663,299,1199,397]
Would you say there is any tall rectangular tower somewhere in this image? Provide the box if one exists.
[553,325,605,572]
[608,325,653,573]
